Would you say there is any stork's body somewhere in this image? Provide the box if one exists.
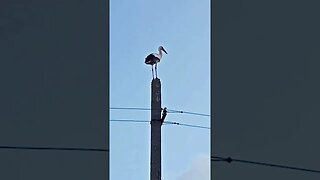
[145,46,167,79]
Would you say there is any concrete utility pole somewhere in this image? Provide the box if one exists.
[150,78,163,180]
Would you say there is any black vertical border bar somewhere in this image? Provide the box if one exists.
[211,0,215,179]
[105,0,110,179]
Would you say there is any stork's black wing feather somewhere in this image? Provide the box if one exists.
[145,54,155,64]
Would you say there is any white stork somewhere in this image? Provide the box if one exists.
[145,46,167,79]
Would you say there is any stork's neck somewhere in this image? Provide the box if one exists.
[158,49,163,58]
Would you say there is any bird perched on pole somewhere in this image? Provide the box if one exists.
[145,46,167,79]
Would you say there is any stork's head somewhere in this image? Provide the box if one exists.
[159,46,167,54]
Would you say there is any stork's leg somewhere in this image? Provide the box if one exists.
[151,65,154,79]
[155,63,158,78]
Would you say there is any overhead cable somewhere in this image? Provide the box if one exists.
[212,155,320,174]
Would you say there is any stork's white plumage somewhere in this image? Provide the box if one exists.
[145,46,167,79]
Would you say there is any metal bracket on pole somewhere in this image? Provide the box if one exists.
[161,107,167,125]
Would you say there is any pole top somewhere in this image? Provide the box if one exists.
[152,77,161,82]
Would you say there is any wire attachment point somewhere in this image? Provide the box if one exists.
[161,107,168,124]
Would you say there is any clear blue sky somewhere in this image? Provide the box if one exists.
[110,0,210,179]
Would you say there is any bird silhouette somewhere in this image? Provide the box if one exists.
[145,46,167,79]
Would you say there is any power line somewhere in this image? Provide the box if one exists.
[110,119,210,130]
[0,145,108,152]
[164,121,210,129]
[212,155,320,174]
[110,107,210,117]
[110,119,150,123]
[167,109,210,117]
[110,107,158,111]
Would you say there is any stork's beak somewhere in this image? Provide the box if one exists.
[162,48,168,54]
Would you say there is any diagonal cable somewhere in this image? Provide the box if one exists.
[110,107,210,117]
[110,119,210,130]
[212,155,320,174]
